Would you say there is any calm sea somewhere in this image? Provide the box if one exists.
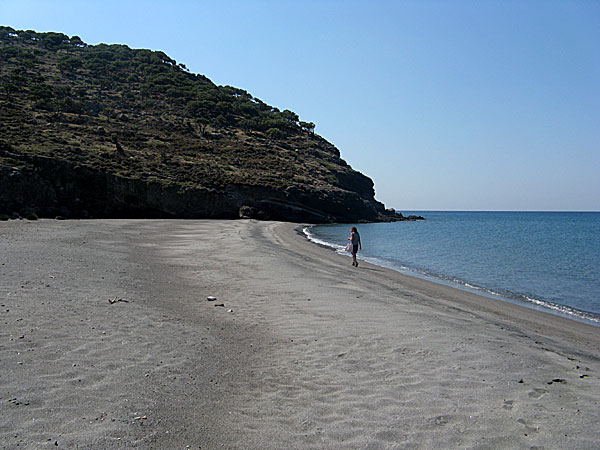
[304,211,600,326]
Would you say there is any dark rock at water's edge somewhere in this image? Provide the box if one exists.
[385,208,425,222]
[0,27,424,224]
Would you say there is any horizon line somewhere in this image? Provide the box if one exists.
[396,209,600,213]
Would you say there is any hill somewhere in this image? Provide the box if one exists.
[0,26,419,223]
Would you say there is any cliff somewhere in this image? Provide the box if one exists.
[0,27,420,223]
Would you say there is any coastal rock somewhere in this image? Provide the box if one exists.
[0,155,416,223]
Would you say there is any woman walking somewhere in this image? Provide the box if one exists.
[348,226,362,267]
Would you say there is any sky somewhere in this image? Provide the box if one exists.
[2,0,599,211]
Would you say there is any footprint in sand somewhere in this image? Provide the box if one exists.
[517,418,539,434]
[503,400,515,410]
[528,388,549,399]
[429,415,453,426]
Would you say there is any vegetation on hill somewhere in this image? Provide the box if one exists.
[0,26,413,222]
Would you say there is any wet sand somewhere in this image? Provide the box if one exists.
[1,219,599,449]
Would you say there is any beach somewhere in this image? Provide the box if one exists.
[1,219,599,449]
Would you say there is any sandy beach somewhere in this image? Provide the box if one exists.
[1,219,599,449]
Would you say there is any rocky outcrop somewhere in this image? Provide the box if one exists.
[0,154,407,223]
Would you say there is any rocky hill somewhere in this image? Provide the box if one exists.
[0,27,419,223]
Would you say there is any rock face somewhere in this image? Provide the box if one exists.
[0,152,401,223]
[0,27,418,223]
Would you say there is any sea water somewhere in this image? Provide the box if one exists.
[305,211,600,326]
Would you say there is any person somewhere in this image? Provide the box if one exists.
[348,226,362,267]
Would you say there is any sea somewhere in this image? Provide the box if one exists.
[303,211,600,326]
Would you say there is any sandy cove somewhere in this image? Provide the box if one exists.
[1,219,599,449]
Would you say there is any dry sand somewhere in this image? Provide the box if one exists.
[1,219,599,449]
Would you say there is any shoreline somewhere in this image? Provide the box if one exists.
[284,223,600,359]
[2,219,599,448]
[301,220,600,328]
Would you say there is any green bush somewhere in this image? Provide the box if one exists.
[58,55,82,72]
[266,128,284,140]
[42,32,69,49]
[57,98,84,114]
[29,83,54,100]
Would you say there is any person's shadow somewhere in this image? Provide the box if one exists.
[356,265,382,272]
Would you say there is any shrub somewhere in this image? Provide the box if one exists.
[266,128,284,140]
[28,84,54,100]
[58,55,83,72]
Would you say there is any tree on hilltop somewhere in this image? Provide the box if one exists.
[300,121,315,134]
[281,109,299,125]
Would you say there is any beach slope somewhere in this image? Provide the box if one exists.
[1,220,598,448]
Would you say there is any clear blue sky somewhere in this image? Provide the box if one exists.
[2,0,599,211]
